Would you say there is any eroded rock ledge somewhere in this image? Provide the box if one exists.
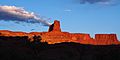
[0,20,119,45]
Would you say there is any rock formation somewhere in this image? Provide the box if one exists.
[48,20,61,32]
[0,20,119,45]
[94,34,119,45]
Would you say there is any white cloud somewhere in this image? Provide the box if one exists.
[0,5,51,26]
[64,9,72,12]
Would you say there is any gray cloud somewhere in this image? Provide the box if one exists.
[79,0,119,5]
[0,6,51,26]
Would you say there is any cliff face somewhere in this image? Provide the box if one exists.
[48,20,61,32]
[94,34,119,45]
[0,20,119,45]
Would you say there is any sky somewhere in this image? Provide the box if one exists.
[0,0,120,39]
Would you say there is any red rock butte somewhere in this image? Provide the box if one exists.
[0,20,119,45]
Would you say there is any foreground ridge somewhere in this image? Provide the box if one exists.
[0,20,119,45]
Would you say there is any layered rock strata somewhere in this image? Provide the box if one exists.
[0,20,119,45]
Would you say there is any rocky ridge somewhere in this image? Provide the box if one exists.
[0,20,119,45]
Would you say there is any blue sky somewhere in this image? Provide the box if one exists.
[0,0,120,39]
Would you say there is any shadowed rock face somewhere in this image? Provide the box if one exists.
[0,20,119,45]
[0,39,120,60]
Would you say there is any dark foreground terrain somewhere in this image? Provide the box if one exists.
[0,36,120,60]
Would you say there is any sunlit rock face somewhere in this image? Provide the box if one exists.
[0,20,119,45]
[94,34,119,45]
[48,20,61,32]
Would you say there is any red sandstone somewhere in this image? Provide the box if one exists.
[0,20,119,45]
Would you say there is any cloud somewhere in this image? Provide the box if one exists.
[0,5,51,26]
[79,0,119,5]
[64,9,72,12]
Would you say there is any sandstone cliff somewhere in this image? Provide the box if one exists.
[0,20,119,45]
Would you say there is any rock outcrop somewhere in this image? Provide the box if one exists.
[48,20,61,32]
[0,20,119,45]
[94,34,119,45]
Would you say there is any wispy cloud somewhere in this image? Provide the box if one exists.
[78,0,119,5]
[64,9,72,12]
[0,5,51,26]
